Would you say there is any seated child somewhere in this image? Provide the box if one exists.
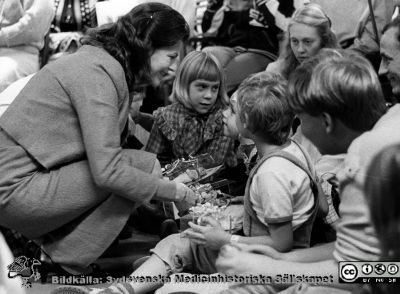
[145,50,236,169]
[215,49,388,292]
[55,71,320,294]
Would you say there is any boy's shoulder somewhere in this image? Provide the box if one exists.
[344,104,400,177]
[255,142,309,177]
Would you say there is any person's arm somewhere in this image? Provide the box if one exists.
[0,0,54,47]
[216,247,346,286]
[183,217,278,250]
[230,221,293,252]
[283,242,335,262]
[185,217,293,251]
[68,62,178,204]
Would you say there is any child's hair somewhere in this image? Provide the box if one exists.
[365,144,400,261]
[236,72,293,145]
[287,48,387,132]
[279,3,339,78]
[81,2,190,91]
[171,51,228,109]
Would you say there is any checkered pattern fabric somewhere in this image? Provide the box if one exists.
[146,102,236,168]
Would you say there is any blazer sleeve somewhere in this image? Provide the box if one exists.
[68,64,176,204]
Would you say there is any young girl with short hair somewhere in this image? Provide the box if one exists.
[146,50,236,168]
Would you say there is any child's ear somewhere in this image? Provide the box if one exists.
[322,112,334,134]
[242,113,250,130]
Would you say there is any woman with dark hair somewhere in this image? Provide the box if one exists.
[0,2,196,274]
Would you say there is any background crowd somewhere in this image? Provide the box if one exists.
[0,1,400,294]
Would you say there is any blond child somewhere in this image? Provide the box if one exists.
[146,50,236,168]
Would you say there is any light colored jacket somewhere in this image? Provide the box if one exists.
[0,0,55,51]
[0,45,176,203]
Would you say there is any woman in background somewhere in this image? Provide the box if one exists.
[267,3,339,78]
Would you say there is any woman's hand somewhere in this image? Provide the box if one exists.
[173,183,197,214]
[183,216,231,250]
[172,172,192,184]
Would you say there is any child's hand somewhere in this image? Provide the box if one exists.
[249,8,265,24]
[183,216,230,250]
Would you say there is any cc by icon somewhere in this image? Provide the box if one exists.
[341,264,358,281]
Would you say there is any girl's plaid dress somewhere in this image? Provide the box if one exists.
[146,102,236,168]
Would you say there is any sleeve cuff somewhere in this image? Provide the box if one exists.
[155,180,177,201]
[265,215,292,224]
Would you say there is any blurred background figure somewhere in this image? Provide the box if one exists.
[0,0,54,92]
[312,0,395,57]
[95,0,196,33]
[44,0,105,64]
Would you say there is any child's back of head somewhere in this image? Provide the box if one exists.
[287,48,387,132]
[236,72,293,145]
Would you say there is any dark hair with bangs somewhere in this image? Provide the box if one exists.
[287,49,387,132]
[236,72,293,145]
[171,51,228,109]
[81,2,190,91]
